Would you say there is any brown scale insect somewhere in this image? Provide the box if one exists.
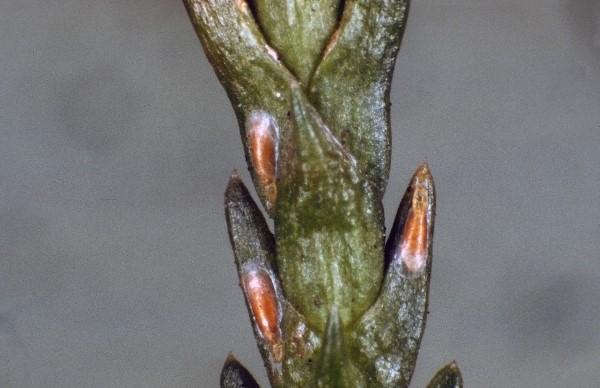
[241,265,283,362]
[246,111,278,212]
[388,163,434,277]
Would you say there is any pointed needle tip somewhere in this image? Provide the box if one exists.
[224,352,238,364]
[225,172,247,204]
[415,161,432,179]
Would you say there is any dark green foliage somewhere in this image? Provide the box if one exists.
[348,164,435,386]
[276,86,384,329]
[185,0,459,386]
[225,175,283,386]
[315,307,348,388]
[254,0,340,84]
[184,0,296,215]
[310,0,410,195]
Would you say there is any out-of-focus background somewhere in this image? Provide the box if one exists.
[1,1,599,387]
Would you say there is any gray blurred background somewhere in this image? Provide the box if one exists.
[1,1,599,387]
